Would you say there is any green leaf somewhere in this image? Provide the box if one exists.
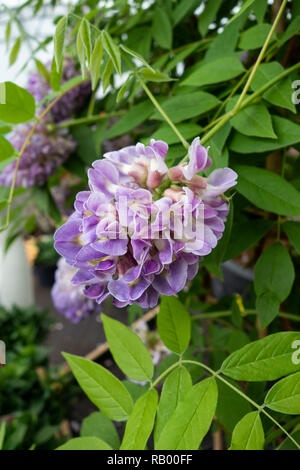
[250,62,296,113]
[154,367,192,445]
[120,44,154,71]
[230,116,300,153]
[224,219,273,261]
[152,92,219,123]
[158,296,191,354]
[50,57,62,91]
[283,221,300,254]
[278,430,300,450]
[277,15,300,48]
[120,389,158,450]
[0,135,14,161]
[62,352,133,421]
[182,56,245,87]
[54,16,67,72]
[264,372,300,414]
[152,7,172,50]
[0,82,35,124]
[221,332,300,381]
[150,123,202,146]
[230,411,264,450]
[239,23,275,50]
[57,436,112,450]
[216,379,252,433]
[116,75,133,103]
[102,57,114,92]
[234,165,300,216]
[0,422,6,450]
[76,29,86,78]
[81,412,120,449]
[9,37,21,66]
[102,314,154,382]
[156,378,218,450]
[5,21,11,48]
[172,0,200,26]
[105,101,153,139]
[72,125,97,166]
[226,97,277,139]
[256,292,280,329]
[140,68,173,83]
[254,242,294,298]
[34,59,50,84]
[198,0,223,37]
[79,19,92,65]
[227,0,256,25]
[90,35,103,90]
[102,31,121,74]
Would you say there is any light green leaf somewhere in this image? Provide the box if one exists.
[0,422,6,450]
[9,36,21,66]
[0,135,14,161]
[102,31,121,74]
[250,62,296,113]
[226,97,277,139]
[152,91,219,123]
[221,332,300,381]
[239,23,276,50]
[79,19,92,65]
[120,44,154,71]
[90,35,103,90]
[54,16,67,72]
[0,82,35,124]
[182,56,245,87]
[81,412,120,449]
[265,372,300,414]
[230,116,300,153]
[116,75,133,103]
[62,352,133,421]
[155,367,192,445]
[158,296,191,354]
[102,57,114,92]
[283,221,300,254]
[102,314,154,382]
[121,390,158,450]
[140,68,173,83]
[56,436,112,450]
[50,57,62,91]
[234,165,300,216]
[76,29,86,78]
[152,7,172,50]
[230,411,264,450]
[156,378,218,450]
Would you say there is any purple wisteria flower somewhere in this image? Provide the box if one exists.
[27,58,92,123]
[0,123,77,188]
[51,257,99,323]
[54,137,237,309]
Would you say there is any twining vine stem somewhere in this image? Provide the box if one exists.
[151,359,300,449]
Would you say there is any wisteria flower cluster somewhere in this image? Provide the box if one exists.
[54,137,237,309]
[0,59,91,189]
[51,257,99,323]
[0,123,76,188]
[27,57,92,123]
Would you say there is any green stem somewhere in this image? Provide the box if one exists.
[151,360,181,389]
[192,309,300,323]
[54,111,124,129]
[121,53,189,150]
[265,416,300,445]
[181,360,300,450]
[233,0,288,112]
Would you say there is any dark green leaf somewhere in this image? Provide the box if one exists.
[152,7,172,50]
[182,57,245,87]
[239,23,275,50]
[283,221,300,254]
[140,68,174,83]
[105,101,153,139]
[90,35,103,90]
[0,135,14,161]
[234,165,300,216]
[198,0,223,37]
